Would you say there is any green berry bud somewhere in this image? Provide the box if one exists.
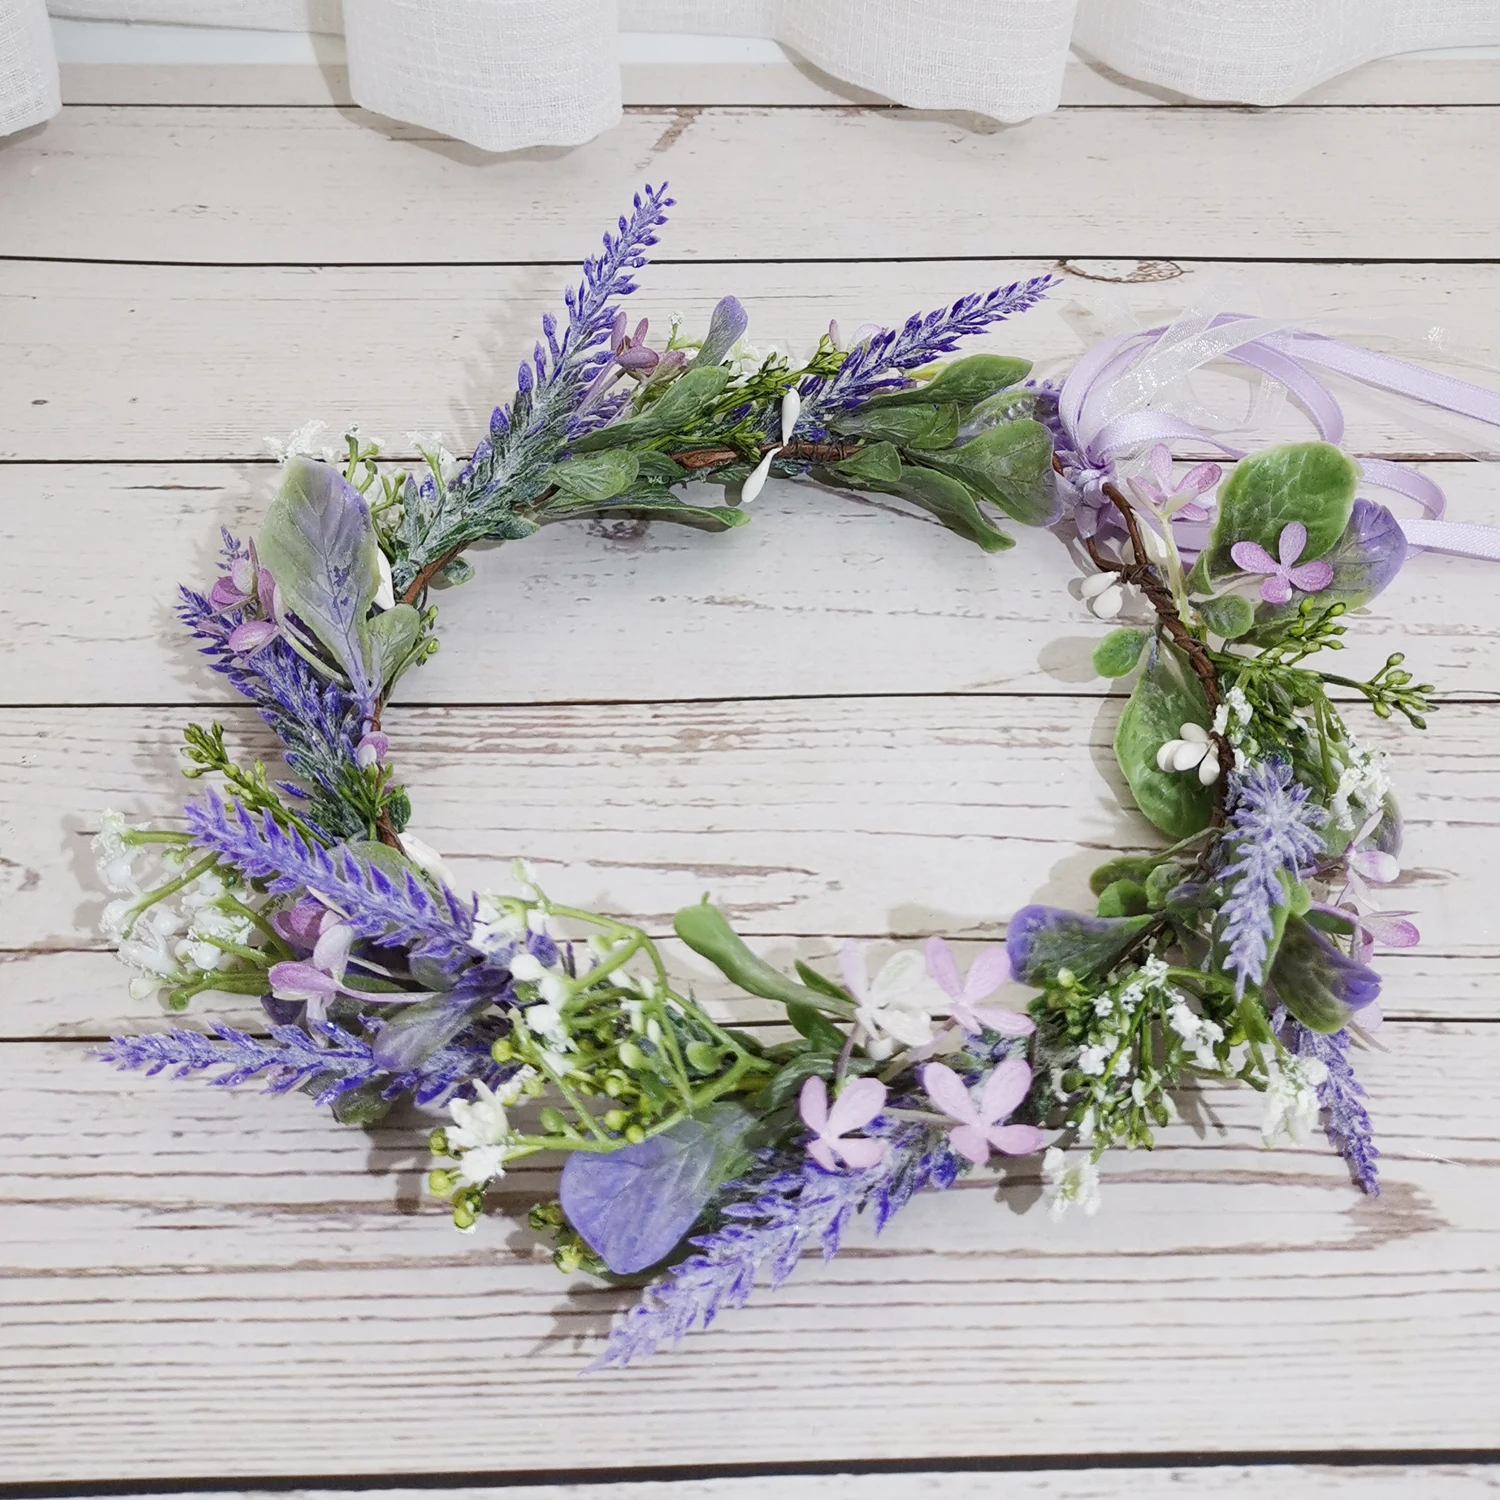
[538,1106,569,1136]
[625,1124,646,1145]
[554,1244,583,1275]
[452,1202,477,1231]
[428,1127,451,1156]
[490,1037,514,1063]
[603,1109,628,1132]
[618,1040,647,1071]
[428,1168,457,1197]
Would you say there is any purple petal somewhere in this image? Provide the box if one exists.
[1230,540,1280,575]
[969,1004,1036,1036]
[798,1074,830,1133]
[962,945,1011,1002]
[209,576,248,610]
[227,619,278,654]
[986,1123,1045,1156]
[1259,574,1294,606]
[311,921,354,978]
[947,1124,990,1166]
[979,1055,1032,1125]
[267,960,341,1002]
[833,1137,888,1171]
[1361,912,1420,948]
[1181,461,1221,495]
[616,346,659,373]
[806,1138,840,1173]
[1350,849,1399,884]
[838,940,868,1004]
[1278,521,1308,567]
[924,935,962,999]
[921,1061,979,1125]
[824,1075,888,1137]
[1287,559,1333,593]
[1148,444,1173,489]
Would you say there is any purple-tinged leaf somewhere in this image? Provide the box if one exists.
[1006,905,1154,988]
[561,1103,755,1275]
[694,296,748,368]
[1255,498,1407,633]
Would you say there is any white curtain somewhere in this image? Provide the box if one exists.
[5,0,1500,147]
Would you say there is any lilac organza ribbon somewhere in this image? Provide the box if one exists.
[1058,313,1500,563]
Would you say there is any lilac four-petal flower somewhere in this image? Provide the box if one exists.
[921,1057,1044,1165]
[267,921,357,1022]
[924,936,1035,1037]
[798,1075,889,1172]
[1230,522,1333,605]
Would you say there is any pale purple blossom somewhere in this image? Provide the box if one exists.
[226,568,285,655]
[1126,443,1220,522]
[1230,522,1334,606]
[921,1057,1044,1165]
[923,936,1034,1037]
[798,1075,889,1171]
[1338,812,1420,961]
[355,730,389,769]
[268,921,357,1021]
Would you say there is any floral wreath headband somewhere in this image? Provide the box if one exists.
[95,184,1500,1370]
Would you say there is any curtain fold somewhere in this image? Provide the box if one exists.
[9,1,1500,146]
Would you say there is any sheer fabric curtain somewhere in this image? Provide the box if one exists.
[6,0,1500,145]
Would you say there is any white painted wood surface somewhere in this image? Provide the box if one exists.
[3,63,1500,1492]
[4,106,1500,263]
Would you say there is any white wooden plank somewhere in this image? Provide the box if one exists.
[4,106,1498,263]
[55,57,1500,108]
[1,701,1489,962]
[3,459,1497,710]
[3,1026,1497,1482]
[109,1471,1500,1500]
[9,258,1500,465]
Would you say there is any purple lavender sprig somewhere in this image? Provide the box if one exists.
[797,274,1058,432]
[178,532,365,839]
[398,185,675,585]
[1217,757,1329,996]
[591,1123,960,1370]
[95,1018,504,1107]
[185,791,477,971]
[1287,1019,1380,1195]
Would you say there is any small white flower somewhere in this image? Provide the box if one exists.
[1262,1056,1329,1146]
[509,951,544,982]
[455,1143,508,1188]
[1168,1000,1202,1044]
[1092,994,1114,1018]
[495,1066,537,1106]
[842,943,941,1059]
[266,419,333,463]
[1226,685,1253,727]
[526,1003,568,1041]
[1043,1147,1102,1221]
[400,834,460,892]
[1079,571,1125,620]
[537,972,568,1006]
[1076,1043,1110,1078]
[741,446,781,505]
[1212,703,1229,736]
[780,387,801,446]
[448,1080,510,1150]
[1155,722,1221,786]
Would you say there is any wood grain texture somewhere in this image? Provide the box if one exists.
[4,106,1500,263]
[1,698,1489,961]
[109,1472,1500,1500]
[4,460,1499,709]
[4,1026,1498,1483]
[9,258,1500,465]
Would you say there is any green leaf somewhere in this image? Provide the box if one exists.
[1088,852,1171,896]
[1143,859,1193,910]
[912,419,1058,525]
[543,493,750,533]
[634,451,689,484]
[364,604,421,691]
[1236,994,1275,1046]
[1197,592,1255,640]
[1114,639,1216,838]
[674,901,852,1014]
[867,354,1032,410]
[830,441,903,489]
[1092,627,1149,678]
[1007,905,1155,988]
[892,464,1015,552]
[1096,879,1149,918]
[830,404,955,448]
[793,961,854,1004]
[569,366,733,453]
[258,458,381,700]
[1268,914,1362,1034]
[545,451,640,503]
[1194,442,1358,586]
[784,1000,848,1052]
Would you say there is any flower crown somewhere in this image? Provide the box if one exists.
[95,184,1447,1369]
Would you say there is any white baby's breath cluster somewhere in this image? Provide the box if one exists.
[1042,1147,1101,1220]
[1330,738,1392,833]
[1261,1054,1330,1146]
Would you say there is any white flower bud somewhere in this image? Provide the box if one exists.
[374,549,395,611]
[780,387,801,446]
[741,446,781,505]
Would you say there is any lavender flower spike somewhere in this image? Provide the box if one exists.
[1285,1019,1380,1195]
[1217,757,1329,996]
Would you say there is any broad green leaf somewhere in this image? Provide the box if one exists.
[868,353,1032,410]
[569,365,733,453]
[906,403,962,450]
[1114,639,1216,838]
[542,493,750,533]
[1197,592,1255,640]
[831,440,903,489]
[545,450,640,503]
[1092,627,1149,678]
[1194,442,1358,585]
[365,604,421,691]
[831,403,953,447]
[1088,851,1171,896]
[893,464,1015,552]
[1143,859,1195,911]
[793,960,855,1004]
[1096,880,1149,918]
[784,1000,848,1051]
[913,418,1059,526]
[634,451,689,484]
[257,458,381,701]
[1007,905,1155,987]
[1269,914,1381,1034]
